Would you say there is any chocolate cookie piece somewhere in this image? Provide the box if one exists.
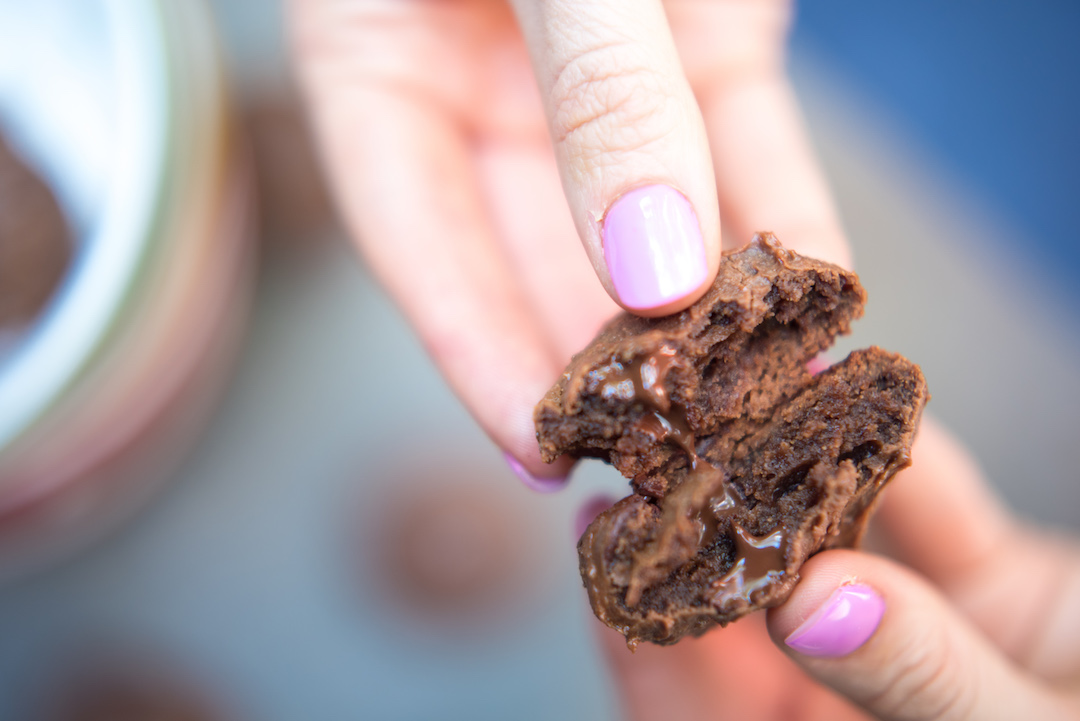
[0,134,71,328]
[537,234,866,481]
[536,235,928,647]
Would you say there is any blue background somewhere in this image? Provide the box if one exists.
[794,1,1080,300]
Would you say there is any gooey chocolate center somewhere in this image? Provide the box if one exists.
[598,343,789,609]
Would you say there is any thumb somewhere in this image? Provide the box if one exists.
[509,0,720,316]
[768,549,1074,721]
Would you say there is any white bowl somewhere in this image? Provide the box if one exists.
[0,0,254,577]
[0,0,168,448]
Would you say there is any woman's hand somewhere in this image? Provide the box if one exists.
[288,0,846,488]
[290,3,1080,716]
[602,418,1080,720]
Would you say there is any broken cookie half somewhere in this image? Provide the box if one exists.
[535,234,928,647]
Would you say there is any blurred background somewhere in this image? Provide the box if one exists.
[0,1,1076,719]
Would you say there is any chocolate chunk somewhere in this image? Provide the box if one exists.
[536,234,928,647]
[0,134,71,329]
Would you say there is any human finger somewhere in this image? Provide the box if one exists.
[873,417,1080,682]
[469,140,622,364]
[598,613,866,721]
[873,417,1013,583]
[664,1,850,268]
[292,16,572,485]
[768,550,1078,720]
[509,0,721,315]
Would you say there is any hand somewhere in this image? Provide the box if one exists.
[290,3,1080,717]
[288,0,846,487]
[601,417,1080,720]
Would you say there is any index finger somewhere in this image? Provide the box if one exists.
[510,0,723,315]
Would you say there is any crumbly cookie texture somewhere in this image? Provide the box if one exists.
[536,234,928,647]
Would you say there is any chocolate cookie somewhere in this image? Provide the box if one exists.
[0,134,71,329]
[536,234,928,647]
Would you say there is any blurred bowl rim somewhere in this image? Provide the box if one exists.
[0,0,170,454]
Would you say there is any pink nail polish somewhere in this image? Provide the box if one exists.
[785,583,885,657]
[574,494,616,538]
[806,354,831,376]
[602,185,708,310]
[504,452,568,493]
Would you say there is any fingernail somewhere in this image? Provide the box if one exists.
[602,185,708,310]
[806,354,831,376]
[574,494,616,538]
[504,452,568,493]
[785,583,885,657]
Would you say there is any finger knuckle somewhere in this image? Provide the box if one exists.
[549,42,681,169]
[867,631,978,720]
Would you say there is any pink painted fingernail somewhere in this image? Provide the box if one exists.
[574,494,616,539]
[504,452,568,493]
[602,185,708,310]
[807,354,831,376]
[785,583,885,657]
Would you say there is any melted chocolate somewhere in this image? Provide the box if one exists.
[539,235,928,646]
[598,344,790,609]
[712,525,786,606]
[598,343,678,412]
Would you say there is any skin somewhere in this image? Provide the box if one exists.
[605,418,1080,720]
[289,0,845,479]
[290,1,1080,718]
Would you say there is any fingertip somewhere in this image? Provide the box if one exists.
[873,415,1014,582]
[601,184,715,314]
[511,0,722,321]
[503,450,574,493]
[764,549,1058,721]
[767,549,871,646]
[777,223,853,272]
[574,493,618,539]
